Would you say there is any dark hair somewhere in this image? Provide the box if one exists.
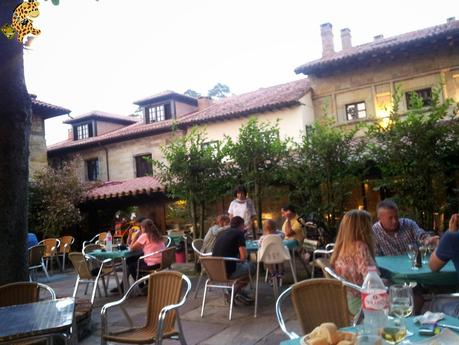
[136,216,145,223]
[234,185,247,197]
[230,216,244,229]
[141,218,161,242]
[282,204,296,214]
[377,199,398,214]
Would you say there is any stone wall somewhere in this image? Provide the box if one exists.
[29,114,47,177]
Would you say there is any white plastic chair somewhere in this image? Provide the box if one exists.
[310,243,334,278]
[254,235,297,317]
[192,239,212,299]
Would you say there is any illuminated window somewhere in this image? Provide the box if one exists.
[345,101,367,121]
[405,88,432,109]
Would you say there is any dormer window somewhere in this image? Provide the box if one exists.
[73,122,94,140]
[146,103,171,123]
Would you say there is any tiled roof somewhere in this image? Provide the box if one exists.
[85,176,164,201]
[134,90,198,106]
[179,78,310,124]
[48,79,310,153]
[31,95,70,119]
[63,110,137,125]
[295,19,459,75]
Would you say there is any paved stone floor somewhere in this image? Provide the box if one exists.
[38,261,306,345]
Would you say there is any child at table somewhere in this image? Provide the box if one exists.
[331,209,377,316]
[259,219,285,284]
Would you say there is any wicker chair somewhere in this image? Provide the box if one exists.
[57,235,75,271]
[191,239,212,299]
[82,232,107,248]
[254,235,297,318]
[28,244,50,282]
[136,247,176,280]
[0,281,56,307]
[101,271,191,345]
[38,238,61,274]
[68,252,121,304]
[199,256,247,321]
[276,278,357,339]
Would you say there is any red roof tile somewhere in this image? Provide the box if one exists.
[47,78,310,153]
[85,176,164,201]
[295,19,459,75]
[63,110,137,124]
[134,90,198,106]
[31,95,70,119]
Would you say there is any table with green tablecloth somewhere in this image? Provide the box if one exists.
[375,256,458,286]
[279,314,459,344]
[90,249,142,291]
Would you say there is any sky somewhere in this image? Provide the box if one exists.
[23,0,458,144]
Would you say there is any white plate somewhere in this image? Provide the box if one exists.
[407,328,459,344]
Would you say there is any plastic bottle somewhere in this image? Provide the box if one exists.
[106,231,113,252]
[361,266,388,335]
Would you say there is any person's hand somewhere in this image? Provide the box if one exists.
[425,235,440,246]
[449,214,459,232]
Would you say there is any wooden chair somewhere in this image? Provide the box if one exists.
[254,235,297,317]
[57,235,75,271]
[68,252,121,304]
[136,247,176,280]
[275,278,357,339]
[38,238,61,273]
[0,281,56,307]
[199,256,247,320]
[191,239,212,299]
[101,271,191,345]
[28,244,50,282]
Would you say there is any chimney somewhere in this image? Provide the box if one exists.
[374,34,384,41]
[320,23,335,57]
[197,96,213,110]
[340,28,352,50]
[447,17,456,23]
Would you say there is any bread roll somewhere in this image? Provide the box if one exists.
[306,336,329,345]
[318,323,339,344]
[336,341,353,345]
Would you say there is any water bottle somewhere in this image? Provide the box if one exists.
[106,231,113,252]
[361,266,388,335]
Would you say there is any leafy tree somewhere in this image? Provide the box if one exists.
[224,118,288,235]
[208,83,230,98]
[152,127,228,238]
[28,162,84,238]
[184,89,201,98]
[0,0,33,284]
[368,87,459,229]
[285,118,364,231]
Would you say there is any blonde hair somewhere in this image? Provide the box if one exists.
[331,209,375,265]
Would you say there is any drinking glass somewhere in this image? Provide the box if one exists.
[389,284,414,318]
[407,243,418,270]
[419,245,428,264]
[382,315,407,344]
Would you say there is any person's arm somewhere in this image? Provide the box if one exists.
[429,251,447,272]
[411,219,439,245]
[228,202,234,219]
[130,233,144,251]
[284,219,296,237]
[238,246,247,261]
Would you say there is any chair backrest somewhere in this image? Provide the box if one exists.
[258,235,291,264]
[0,282,56,307]
[59,236,75,253]
[303,238,319,252]
[192,239,204,254]
[315,257,333,278]
[28,244,45,267]
[160,247,176,270]
[145,271,190,335]
[162,235,172,248]
[68,252,93,279]
[98,232,107,242]
[324,266,363,292]
[291,278,351,334]
[82,243,103,255]
[199,256,230,282]
[39,238,61,256]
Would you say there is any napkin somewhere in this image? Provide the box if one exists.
[414,311,445,324]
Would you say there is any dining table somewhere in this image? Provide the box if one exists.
[376,255,458,286]
[90,248,142,292]
[0,297,76,344]
[279,314,459,344]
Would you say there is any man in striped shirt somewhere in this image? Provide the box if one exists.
[372,199,439,256]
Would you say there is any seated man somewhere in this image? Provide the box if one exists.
[281,205,303,244]
[201,214,230,254]
[372,199,438,256]
[212,216,254,305]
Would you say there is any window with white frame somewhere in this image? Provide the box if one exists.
[146,103,171,123]
[345,101,367,121]
[76,123,90,140]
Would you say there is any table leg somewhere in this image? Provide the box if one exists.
[290,248,297,279]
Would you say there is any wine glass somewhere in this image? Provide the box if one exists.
[407,243,418,270]
[382,314,407,344]
[389,284,414,318]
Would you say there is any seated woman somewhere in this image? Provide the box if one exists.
[202,214,230,253]
[331,209,377,316]
[128,218,165,281]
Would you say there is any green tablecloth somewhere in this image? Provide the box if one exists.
[279,315,459,344]
[89,249,141,260]
[245,239,298,252]
[376,256,458,286]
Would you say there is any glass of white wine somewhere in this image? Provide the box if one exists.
[382,314,407,344]
[389,284,414,318]
[407,243,418,270]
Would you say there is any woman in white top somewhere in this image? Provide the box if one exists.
[228,185,256,231]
